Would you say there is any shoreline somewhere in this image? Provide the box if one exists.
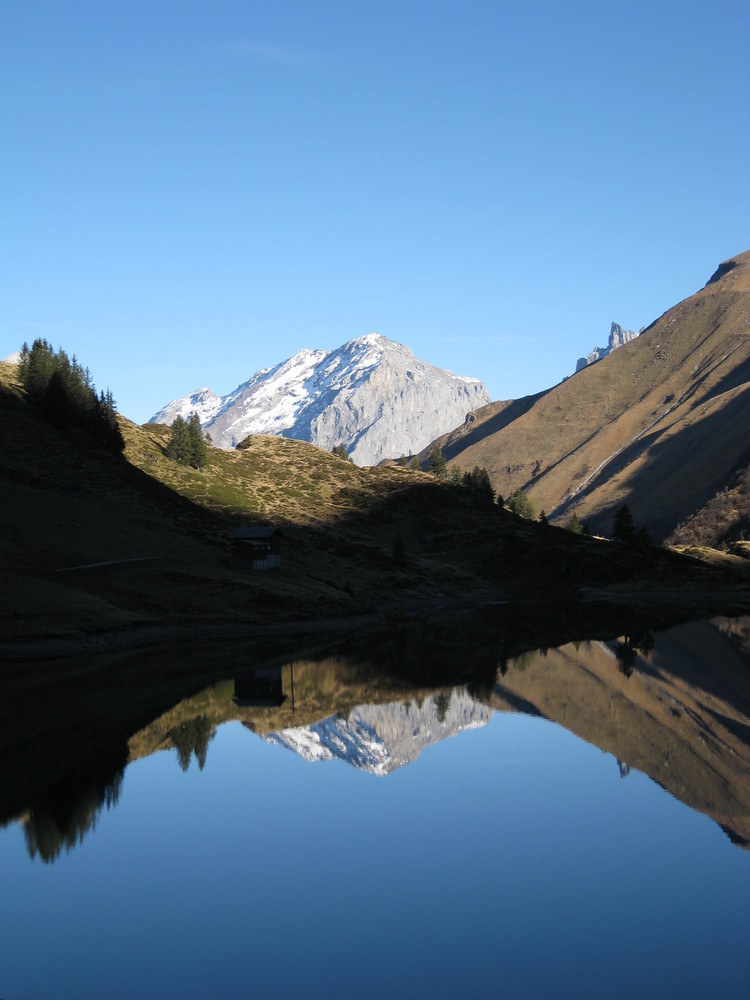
[0,615,382,660]
[2,586,749,660]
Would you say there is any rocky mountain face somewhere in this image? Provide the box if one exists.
[430,250,750,543]
[263,687,492,775]
[575,322,640,371]
[150,333,490,466]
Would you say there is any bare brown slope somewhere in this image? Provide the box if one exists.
[435,251,750,541]
[490,618,750,848]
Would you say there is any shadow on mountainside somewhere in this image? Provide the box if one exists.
[2,370,749,656]
[555,384,750,541]
[434,389,550,461]
[0,378,232,546]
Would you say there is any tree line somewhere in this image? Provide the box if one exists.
[224,425,651,545]
[419,444,654,543]
[18,339,125,453]
[166,413,209,468]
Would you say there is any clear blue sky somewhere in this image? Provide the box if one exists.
[2,1,748,424]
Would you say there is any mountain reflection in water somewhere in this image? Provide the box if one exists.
[263,688,493,774]
[492,620,750,848]
[0,619,750,861]
[2,614,750,999]
[2,614,750,861]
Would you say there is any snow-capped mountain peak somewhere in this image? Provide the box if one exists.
[150,387,223,426]
[150,333,490,465]
[262,688,493,775]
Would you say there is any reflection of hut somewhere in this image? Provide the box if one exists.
[230,526,283,570]
[233,666,286,707]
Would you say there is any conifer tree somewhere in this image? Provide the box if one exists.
[613,504,636,545]
[42,370,72,428]
[428,443,447,478]
[166,416,192,464]
[166,413,209,468]
[463,465,495,503]
[17,338,124,452]
[93,389,125,453]
[507,488,535,520]
[187,412,208,468]
[21,338,57,399]
[567,512,584,534]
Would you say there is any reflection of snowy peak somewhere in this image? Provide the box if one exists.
[263,688,493,775]
[150,333,489,466]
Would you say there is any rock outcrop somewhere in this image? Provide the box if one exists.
[434,250,750,543]
[575,322,639,371]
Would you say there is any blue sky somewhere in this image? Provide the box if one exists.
[2,1,748,424]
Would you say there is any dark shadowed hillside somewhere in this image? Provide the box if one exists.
[2,324,749,654]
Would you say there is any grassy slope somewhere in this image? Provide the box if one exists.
[0,359,533,642]
[2,359,750,840]
[430,251,750,543]
[2,348,749,648]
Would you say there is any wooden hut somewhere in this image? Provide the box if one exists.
[233,665,286,707]
[230,526,283,570]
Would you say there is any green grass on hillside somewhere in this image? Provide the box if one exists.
[1,358,748,648]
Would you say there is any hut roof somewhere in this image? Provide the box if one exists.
[229,526,282,541]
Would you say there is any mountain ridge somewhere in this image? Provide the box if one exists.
[431,250,750,543]
[151,333,490,466]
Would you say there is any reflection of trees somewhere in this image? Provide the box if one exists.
[615,632,654,678]
[22,714,216,863]
[467,675,496,701]
[169,715,215,772]
[434,690,452,724]
[23,752,126,864]
[615,640,637,677]
[510,650,535,673]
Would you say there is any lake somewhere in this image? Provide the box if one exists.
[1,615,749,998]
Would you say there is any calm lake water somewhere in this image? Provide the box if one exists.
[1,617,749,998]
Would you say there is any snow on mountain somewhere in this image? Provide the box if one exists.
[150,333,490,465]
[150,386,223,426]
[262,687,493,775]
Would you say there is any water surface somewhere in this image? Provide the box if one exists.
[1,617,749,998]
